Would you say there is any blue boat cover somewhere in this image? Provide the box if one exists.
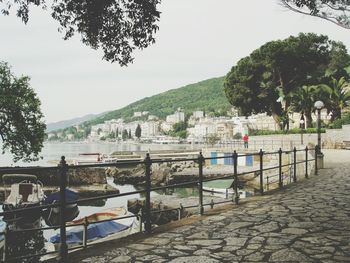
[0,221,6,241]
[44,189,79,204]
[50,220,129,244]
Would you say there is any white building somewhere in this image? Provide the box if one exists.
[166,110,185,124]
[141,121,160,137]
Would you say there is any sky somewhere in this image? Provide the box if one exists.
[0,0,349,123]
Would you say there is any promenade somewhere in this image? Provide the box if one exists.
[69,150,350,263]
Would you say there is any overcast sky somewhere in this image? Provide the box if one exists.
[0,0,349,123]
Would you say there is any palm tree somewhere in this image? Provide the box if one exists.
[318,77,350,121]
[290,85,319,128]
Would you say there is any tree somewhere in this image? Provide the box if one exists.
[290,85,319,128]
[224,33,350,129]
[207,133,220,146]
[319,77,350,120]
[135,124,142,139]
[281,0,350,29]
[0,62,46,162]
[1,0,161,66]
[122,129,128,140]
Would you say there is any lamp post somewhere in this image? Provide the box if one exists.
[299,116,305,145]
[314,100,324,168]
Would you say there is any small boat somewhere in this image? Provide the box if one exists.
[48,207,140,250]
[42,189,80,227]
[203,179,247,198]
[73,153,117,165]
[2,174,44,226]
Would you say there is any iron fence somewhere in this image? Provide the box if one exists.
[0,146,318,262]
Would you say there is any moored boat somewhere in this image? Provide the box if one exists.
[42,189,80,227]
[2,174,44,226]
[203,178,247,198]
[48,207,140,250]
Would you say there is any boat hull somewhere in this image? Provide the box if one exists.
[2,202,42,225]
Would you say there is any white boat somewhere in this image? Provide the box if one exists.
[48,207,140,250]
[73,153,117,165]
[2,174,45,226]
[202,179,247,198]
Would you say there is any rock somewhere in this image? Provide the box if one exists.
[127,198,189,225]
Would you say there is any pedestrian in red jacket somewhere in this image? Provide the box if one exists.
[243,134,249,149]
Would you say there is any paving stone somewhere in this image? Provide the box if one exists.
[224,237,248,247]
[136,254,164,262]
[168,250,189,257]
[269,248,312,262]
[110,256,132,263]
[193,249,211,256]
[186,239,223,246]
[141,238,170,245]
[173,245,198,251]
[127,244,154,251]
[186,231,209,239]
[244,252,265,261]
[168,256,221,263]
[281,228,308,235]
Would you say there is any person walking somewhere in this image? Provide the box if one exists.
[243,134,249,149]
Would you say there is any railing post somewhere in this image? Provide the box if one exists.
[305,146,308,178]
[59,156,68,262]
[293,147,297,182]
[2,224,8,262]
[144,153,152,233]
[233,151,239,205]
[266,176,269,191]
[259,149,264,195]
[278,148,283,189]
[198,152,204,215]
[314,145,318,175]
[83,217,88,249]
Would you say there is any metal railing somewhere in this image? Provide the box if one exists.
[0,146,318,262]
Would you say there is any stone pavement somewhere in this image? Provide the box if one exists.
[69,150,350,263]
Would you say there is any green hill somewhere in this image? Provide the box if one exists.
[87,76,231,126]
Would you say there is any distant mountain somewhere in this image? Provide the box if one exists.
[86,76,231,126]
[46,113,104,132]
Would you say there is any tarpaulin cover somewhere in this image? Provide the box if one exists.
[44,189,79,204]
[50,220,129,244]
[0,221,6,241]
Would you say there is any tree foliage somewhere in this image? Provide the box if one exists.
[318,76,350,120]
[135,124,141,138]
[0,62,46,162]
[281,0,350,29]
[0,0,161,65]
[224,33,350,129]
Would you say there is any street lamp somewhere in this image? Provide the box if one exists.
[314,100,324,153]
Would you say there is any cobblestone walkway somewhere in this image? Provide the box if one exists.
[71,161,350,263]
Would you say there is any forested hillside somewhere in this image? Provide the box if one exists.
[87,76,230,125]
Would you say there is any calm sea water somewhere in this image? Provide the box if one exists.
[0,141,198,167]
